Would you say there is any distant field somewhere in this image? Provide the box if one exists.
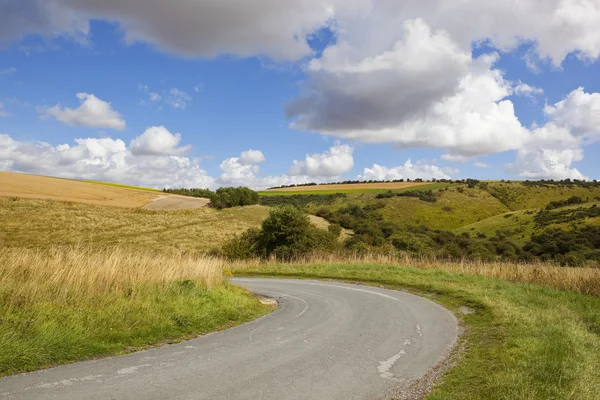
[261,182,454,196]
[0,172,159,208]
[0,197,270,254]
[0,172,210,210]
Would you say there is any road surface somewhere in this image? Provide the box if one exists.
[0,278,458,400]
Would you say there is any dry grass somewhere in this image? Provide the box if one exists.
[0,172,160,208]
[0,247,270,376]
[0,197,270,253]
[231,253,600,297]
[265,181,432,192]
[0,247,224,306]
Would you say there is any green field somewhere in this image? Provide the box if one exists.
[232,262,600,400]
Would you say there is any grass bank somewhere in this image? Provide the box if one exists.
[231,261,600,399]
[0,247,272,376]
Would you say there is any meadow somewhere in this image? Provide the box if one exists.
[0,247,271,376]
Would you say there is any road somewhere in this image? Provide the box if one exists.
[0,278,458,400]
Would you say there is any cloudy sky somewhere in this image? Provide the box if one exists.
[1,0,600,189]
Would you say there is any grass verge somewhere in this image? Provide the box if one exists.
[231,262,600,399]
[0,247,272,376]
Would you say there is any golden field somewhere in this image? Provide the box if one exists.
[0,171,160,208]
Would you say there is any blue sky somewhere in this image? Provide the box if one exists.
[1,1,600,189]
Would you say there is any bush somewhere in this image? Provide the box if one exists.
[221,206,339,260]
[211,187,259,209]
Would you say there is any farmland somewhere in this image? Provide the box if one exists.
[0,171,160,208]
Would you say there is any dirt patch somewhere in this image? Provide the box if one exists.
[265,182,432,192]
[0,172,158,208]
[143,195,210,210]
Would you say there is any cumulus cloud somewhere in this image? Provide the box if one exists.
[359,160,457,181]
[0,133,213,189]
[0,0,368,60]
[130,126,191,156]
[510,147,587,180]
[508,87,600,180]
[40,93,126,130]
[289,142,354,178]
[287,19,471,133]
[240,150,266,165]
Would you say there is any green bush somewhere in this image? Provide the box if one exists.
[211,187,259,209]
[221,206,340,260]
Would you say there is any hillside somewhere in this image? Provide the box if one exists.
[0,172,210,210]
[261,180,600,265]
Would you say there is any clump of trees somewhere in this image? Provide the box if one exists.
[545,196,586,210]
[163,187,259,209]
[377,190,438,203]
[259,194,346,208]
[210,187,259,209]
[221,206,340,260]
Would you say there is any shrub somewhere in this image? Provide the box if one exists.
[221,206,339,260]
[211,187,259,209]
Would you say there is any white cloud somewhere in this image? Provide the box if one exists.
[473,161,491,169]
[514,82,544,97]
[359,160,457,181]
[149,92,161,102]
[0,133,213,189]
[130,126,191,156]
[289,142,354,178]
[0,67,17,75]
[40,93,126,130]
[508,87,600,180]
[287,19,471,134]
[166,88,192,109]
[219,157,261,186]
[240,150,266,165]
[543,88,600,139]
[510,147,587,180]
[139,85,191,109]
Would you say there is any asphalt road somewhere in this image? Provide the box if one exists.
[0,278,458,400]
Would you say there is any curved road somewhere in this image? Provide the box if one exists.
[0,279,458,400]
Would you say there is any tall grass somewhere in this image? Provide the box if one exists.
[1,246,223,305]
[0,247,269,376]
[231,252,600,297]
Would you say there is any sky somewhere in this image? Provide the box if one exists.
[1,0,600,190]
